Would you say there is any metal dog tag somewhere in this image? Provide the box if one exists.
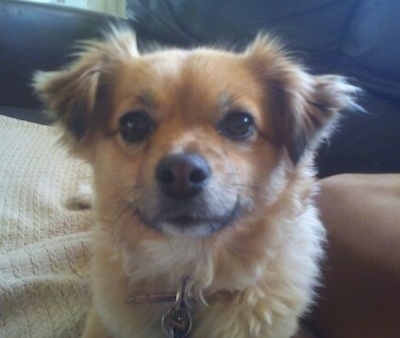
[161,305,192,337]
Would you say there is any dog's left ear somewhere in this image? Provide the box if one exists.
[246,36,361,164]
[33,27,139,155]
[33,53,105,148]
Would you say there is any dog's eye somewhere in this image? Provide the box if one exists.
[118,111,154,143]
[218,112,255,140]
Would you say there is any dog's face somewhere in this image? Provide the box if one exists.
[34,30,358,239]
[90,48,287,238]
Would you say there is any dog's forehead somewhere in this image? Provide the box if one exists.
[153,48,245,71]
[113,48,265,120]
[143,49,190,78]
[135,49,252,89]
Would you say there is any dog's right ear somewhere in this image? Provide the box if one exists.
[33,28,139,154]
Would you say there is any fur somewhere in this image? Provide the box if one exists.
[33,28,359,337]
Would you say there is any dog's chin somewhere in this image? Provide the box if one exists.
[138,201,241,239]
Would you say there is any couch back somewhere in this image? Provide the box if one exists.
[0,0,119,109]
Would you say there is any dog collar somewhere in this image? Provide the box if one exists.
[126,275,194,337]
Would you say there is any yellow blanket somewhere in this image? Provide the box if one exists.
[0,115,92,338]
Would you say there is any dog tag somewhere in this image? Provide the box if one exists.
[161,305,192,337]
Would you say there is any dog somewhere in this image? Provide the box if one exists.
[33,27,359,337]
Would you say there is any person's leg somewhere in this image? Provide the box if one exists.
[312,174,400,338]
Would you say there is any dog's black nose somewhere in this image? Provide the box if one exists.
[156,153,211,199]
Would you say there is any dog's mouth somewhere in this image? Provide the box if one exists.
[137,199,241,238]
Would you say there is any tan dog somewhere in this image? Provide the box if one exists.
[34,28,359,338]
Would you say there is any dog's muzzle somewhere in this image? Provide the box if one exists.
[136,152,240,237]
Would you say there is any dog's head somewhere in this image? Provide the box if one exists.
[34,29,359,239]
